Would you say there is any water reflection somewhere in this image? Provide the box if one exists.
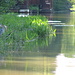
[0,56,56,75]
[55,54,75,75]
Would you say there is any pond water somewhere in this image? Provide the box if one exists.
[0,12,75,75]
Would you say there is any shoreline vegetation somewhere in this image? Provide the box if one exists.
[0,13,55,52]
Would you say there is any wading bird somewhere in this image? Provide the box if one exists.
[0,25,7,35]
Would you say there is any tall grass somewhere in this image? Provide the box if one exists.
[0,13,54,52]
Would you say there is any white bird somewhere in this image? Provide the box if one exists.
[0,25,7,35]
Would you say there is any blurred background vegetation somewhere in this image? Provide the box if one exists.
[53,0,73,11]
[0,0,74,13]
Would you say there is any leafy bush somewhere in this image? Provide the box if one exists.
[0,13,51,37]
[0,13,54,51]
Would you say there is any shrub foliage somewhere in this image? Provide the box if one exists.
[0,13,54,51]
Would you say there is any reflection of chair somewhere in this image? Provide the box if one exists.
[0,25,7,35]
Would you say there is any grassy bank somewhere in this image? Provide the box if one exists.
[0,13,55,52]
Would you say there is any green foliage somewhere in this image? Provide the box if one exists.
[31,18,48,37]
[53,0,72,11]
[68,0,75,4]
[0,0,26,13]
[0,13,54,51]
[0,0,16,13]
[0,13,50,37]
[29,5,39,10]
